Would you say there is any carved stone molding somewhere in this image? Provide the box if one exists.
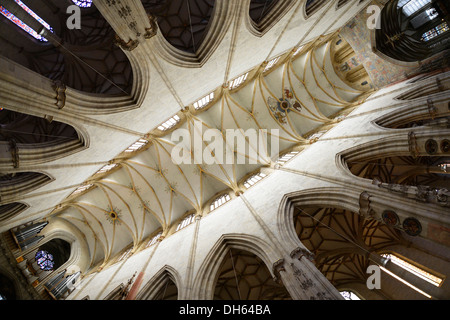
[373,179,450,207]
[272,258,285,284]
[359,191,375,218]
[290,247,315,262]
[54,81,66,110]
[408,131,419,158]
[114,34,139,51]
[9,139,19,168]
[144,14,158,39]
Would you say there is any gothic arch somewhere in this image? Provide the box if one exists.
[136,265,182,300]
[0,108,89,169]
[336,0,351,9]
[143,0,235,67]
[0,202,29,223]
[0,171,54,202]
[191,233,282,299]
[245,0,296,37]
[0,0,134,96]
[395,76,450,101]
[375,93,449,130]
[277,188,361,253]
[0,270,20,300]
[338,131,450,189]
[374,0,449,63]
[304,0,328,19]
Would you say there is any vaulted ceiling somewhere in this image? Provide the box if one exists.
[50,35,370,269]
[0,0,375,272]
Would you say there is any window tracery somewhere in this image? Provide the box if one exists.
[71,0,93,8]
[157,115,181,131]
[35,250,55,271]
[175,214,195,232]
[243,172,267,189]
[210,194,231,211]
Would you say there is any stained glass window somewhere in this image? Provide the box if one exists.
[35,250,55,271]
[422,22,449,42]
[0,0,53,42]
[71,0,93,8]
[340,290,361,300]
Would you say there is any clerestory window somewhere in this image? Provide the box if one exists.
[0,0,53,42]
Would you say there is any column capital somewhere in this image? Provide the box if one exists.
[290,247,315,262]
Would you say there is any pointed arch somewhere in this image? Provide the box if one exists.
[143,0,234,67]
[0,108,88,169]
[246,0,296,36]
[191,233,282,299]
[0,202,29,223]
[136,265,182,300]
[0,171,53,202]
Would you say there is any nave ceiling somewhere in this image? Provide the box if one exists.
[0,0,377,272]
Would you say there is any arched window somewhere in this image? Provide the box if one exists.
[381,253,443,287]
[194,92,215,110]
[229,72,249,90]
[157,115,181,131]
[276,150,299,165]
[422,22,449,42]
[243,172,267,189]
[146,231,163,248]
[0,0,53,42]
[175,213,195,232]
[398,0,431,17]
[210,194,231,211]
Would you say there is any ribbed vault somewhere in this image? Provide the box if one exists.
[293,206,405,289]
[50,34,372,270]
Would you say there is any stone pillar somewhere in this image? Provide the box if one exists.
[95,0,157,51]
[273,247,343,300]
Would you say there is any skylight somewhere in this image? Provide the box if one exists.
[71,184,93,196]
[293,46,304,56]
[243,172,267,188]
[96,163,118,175]
[210,194,231,211]
[157,115,180,131]
[382,253,443,287]
[276,151,299,165]
[175,214,195,232]
[0,0,53,42]
[117,248,133,262]
[229,72,249,90]
[146,232,162,248]
[399,0,431,17]
[263,57,280,73]
[125,138,148,153]
[194,92,214,110]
